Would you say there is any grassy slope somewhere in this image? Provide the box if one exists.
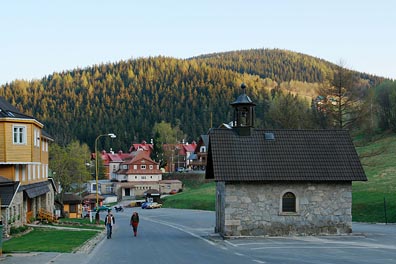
[353,134,396,223]
[162,182,215,211]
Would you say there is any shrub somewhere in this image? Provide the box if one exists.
[10,225,29,235]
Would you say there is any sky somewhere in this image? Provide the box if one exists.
[1,0,395,85]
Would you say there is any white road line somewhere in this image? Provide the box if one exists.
[143,217,216,246]
[252,259,266,263]
[250,246,369,250]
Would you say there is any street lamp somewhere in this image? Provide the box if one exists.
[95,133,116,211]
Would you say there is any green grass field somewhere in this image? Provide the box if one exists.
[162,181,215,211]
[2,227,99,253]
[353,134,396,223]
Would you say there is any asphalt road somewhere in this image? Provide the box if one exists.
[1,208,396,264]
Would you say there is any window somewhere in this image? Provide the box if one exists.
[34,128,40,147]
[13,125,26,144]
[141,165,146,169]
[149,165,153,169]
[282,192,296,212]
[69,204,77,213]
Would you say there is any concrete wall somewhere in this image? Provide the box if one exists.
[218,182,352,237]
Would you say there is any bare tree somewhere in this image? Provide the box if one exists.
[316,62,363,129]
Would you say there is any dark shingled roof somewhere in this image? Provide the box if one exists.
[19,181,51,198]
[0,177,20,207]
[0,97,53,140]
[0,97,34,119]
[63,193,83,204]
[206,128,367,182]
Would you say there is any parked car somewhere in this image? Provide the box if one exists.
[176,167,185,172]
[93,205,111,212]
[141,202,152,209]
[169,189,178,195]
[147,202,162,209]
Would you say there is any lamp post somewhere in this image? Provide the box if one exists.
[95,133,116,211]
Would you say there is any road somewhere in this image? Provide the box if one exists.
[2,207,396,264]
[82,208,396,264]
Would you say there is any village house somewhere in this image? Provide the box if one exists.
[189,135,209,171]
[0,97,56,235]
[205,84,367,237]
[163,142,197,172]
[62,193,83,219]
[114,150,163,200]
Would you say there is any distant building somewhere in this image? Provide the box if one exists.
[206,84,367,237]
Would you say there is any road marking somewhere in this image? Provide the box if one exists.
[250,246,368,250]
[143,217,216,246]
[252,259,266,263]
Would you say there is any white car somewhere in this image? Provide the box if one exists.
[147,202,162,209]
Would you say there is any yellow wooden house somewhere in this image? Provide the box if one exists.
[0,97,56,235]
[62,193,83,219]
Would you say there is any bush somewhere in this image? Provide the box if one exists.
[10,225,29,235]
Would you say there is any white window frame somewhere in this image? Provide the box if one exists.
[141,165,146,170]
[13,125,27,145]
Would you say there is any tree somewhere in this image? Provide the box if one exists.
[150,131,167,168]
[152,121,179,144]
[49,141,91,206]
[374,80,396,131]
[316,63,363,129]
[96,151,107,180]
[267,91,313,129]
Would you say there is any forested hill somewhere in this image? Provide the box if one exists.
[192,49,384,86]
[0,49,386,151]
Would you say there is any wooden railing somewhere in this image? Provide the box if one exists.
[37,208,58,223]
[26,211,33,223]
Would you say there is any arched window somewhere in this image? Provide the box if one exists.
[282,192,296,212]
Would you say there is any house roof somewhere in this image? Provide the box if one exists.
[129,141,153,153]
[0,177,20,207]
[0,97,34,119]
[206,128,367,182]
[63,193,83,204]
[83,193,104,200]
[195,135,209,153]
[19,181,51,198]
[0,97,53,140]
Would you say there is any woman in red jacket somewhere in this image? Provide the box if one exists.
[130,211,139,237]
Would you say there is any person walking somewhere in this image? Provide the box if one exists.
[130,211,139,237]
[105,209,115,239]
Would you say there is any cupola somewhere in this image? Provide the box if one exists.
[230,83,256,136]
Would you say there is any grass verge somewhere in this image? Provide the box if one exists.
[2,227,99,253]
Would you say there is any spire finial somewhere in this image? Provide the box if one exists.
[241,83,246,92]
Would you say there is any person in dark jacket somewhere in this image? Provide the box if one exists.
[130,211,139,237]
[104,209,115,239]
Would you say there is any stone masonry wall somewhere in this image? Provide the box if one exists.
[221,182,352,236]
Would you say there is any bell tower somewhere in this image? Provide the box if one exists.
[230,83,256,136]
